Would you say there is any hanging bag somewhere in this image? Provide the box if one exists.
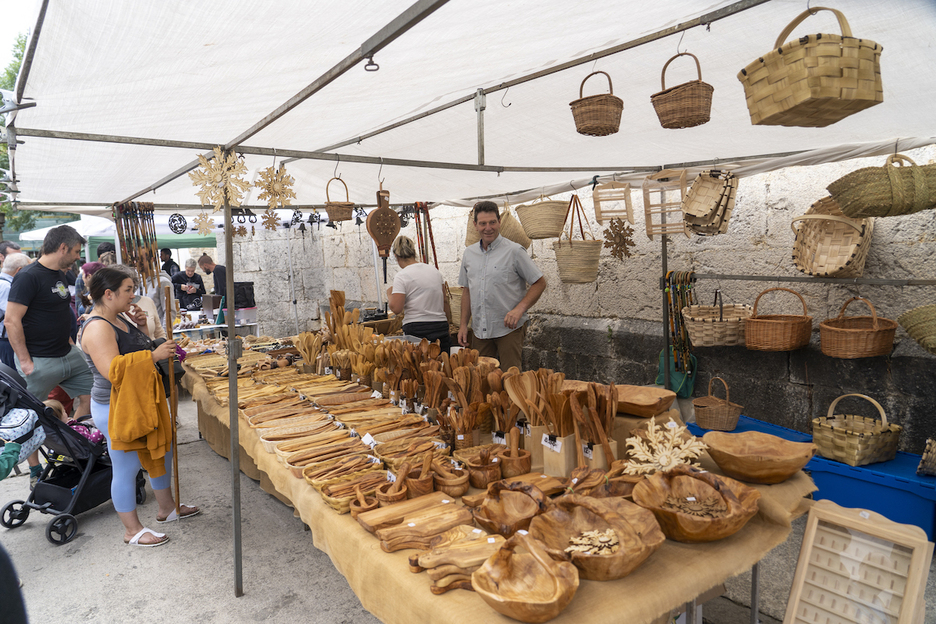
[826,154,936,218]
[324,177,354,222]
[737,7,883,127]
[569,71,624,137]
[515,196,569,240]
[655,347,697,399]
[792,196,873,278]
[551,195,603,283]
[650,52,714,129]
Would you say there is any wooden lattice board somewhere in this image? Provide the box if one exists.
[784,500,933,624]
[642,168,688,240]
[593,181,634,225]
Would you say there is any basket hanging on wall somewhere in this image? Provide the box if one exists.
[464,203,531,249]
[569,71,623,137]
[552,195,602,284]
[791,196,873,278]
[819,297,896,359]
[745,287,813,351]
[826,154,936,218]
[682,170,738,236]
[650,52,714,129]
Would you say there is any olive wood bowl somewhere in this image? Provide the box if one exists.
[376,481,409,507]
[404,469,434,499]
[497,448,532,479]
[433,468,470,497]
[631,464,760,543]
[702,431,816,484]
[473,481,549,538]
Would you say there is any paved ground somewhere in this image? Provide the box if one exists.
[1,393,932,623]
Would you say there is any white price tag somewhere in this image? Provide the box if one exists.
[523,424,531,437]
[517,530,528,536]
[472,528,482,534]
[487,537,496,544]
[324,366,333,375]
[433,441,447,450]
[367,455,382,464]
[408,522,416,527]
[349,428,358,437]
[582,443,593,460]
[386,471,397,483]
[541,433,562,453]
[389,391,398,406]
[686,497,696,502]
[491,457,498,463]
[859,511,870,519]
[448,391,455,401]
[441,499,451,504]
[571,478,578,485]
[492,431,506,446]
[400,399,410,415]
[361,433,376,448]
[451,461,462,471]
[414,402,424,415]
[371,390,383,399]
[457,434,464,440]
[666,421,678,429]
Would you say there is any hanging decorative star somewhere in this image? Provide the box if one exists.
[235,225,248,238]
[193,212,214,236]
[603,218,636,262]
[188,146,251,212]
[254,164,297,208]
[262,208,279,231]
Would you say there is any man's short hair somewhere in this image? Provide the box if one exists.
[160,248,172,256]
[96,242,116,258]
[1,253,31,275]
[197,253,213,267]
[41,225,87,256]
[185,258,197,269]
[472,201,500,223]
[0,241,21,257]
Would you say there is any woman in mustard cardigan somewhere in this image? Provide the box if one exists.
[81,267,198,547]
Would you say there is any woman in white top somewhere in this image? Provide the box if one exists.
[386,236,452,353]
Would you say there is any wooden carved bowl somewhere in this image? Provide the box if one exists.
[631,464,760,543]
[586,475,642,500]
[433,469,470,497]
[472,532,579,624]
[497,448,532,479]
[702,431,816,484]
[404,469,434,499]
[473,481,549,538]
[528,495,665,581]
[376,481,409,507]
[349,496,379,519]
[467,457,503,489]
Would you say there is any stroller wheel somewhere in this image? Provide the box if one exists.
[1,500,29,528]
[46,514,78,545]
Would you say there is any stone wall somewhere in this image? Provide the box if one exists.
[224,146,936,451]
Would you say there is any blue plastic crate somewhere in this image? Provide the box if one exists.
[689,415,936,540]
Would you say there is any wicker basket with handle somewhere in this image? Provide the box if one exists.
[515,197,570,240]
[819,297,897,359]
[737,7,883,128]
[569,71,624,137]
[792,196,873,278]
[650,52,714,129]
[692,377,743,432]
[745,288,813,351]
[812,394,900,467]
[827,154,936,218]
[682,289,753,347]
[324,177,354,222]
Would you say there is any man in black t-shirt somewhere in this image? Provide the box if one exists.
[160,248,180,276]
[197,254,226,299]
[171,259,206,310]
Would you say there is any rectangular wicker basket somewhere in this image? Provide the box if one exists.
[812,394,901,467]
[681,290,752,347]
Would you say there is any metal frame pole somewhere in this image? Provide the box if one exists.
[750,563,761,624]
[661,188,671,390]
[475,89,486,166]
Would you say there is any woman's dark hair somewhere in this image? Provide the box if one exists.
[86,266,134,305]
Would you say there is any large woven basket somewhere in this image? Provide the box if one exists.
[812,394,900,467]
[465,206,532,249]
[897,304,936,355]
[515,198,570,240]
[650,53,714,130]
[745,288,813,351]
[569,71,624,136]
[918,439,936,477]
[792,196,873,278]
[827,154,936,218]
[692,377,743,432]
[737,7,883,128]
[820,297,897,359]
[682,290,753,347]
[325,177,354,222]
[552,195,602,284]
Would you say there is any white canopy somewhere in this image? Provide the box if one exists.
[9,0,936,214]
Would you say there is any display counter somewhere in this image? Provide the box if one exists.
[184,369,815,624]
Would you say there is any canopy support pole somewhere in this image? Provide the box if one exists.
[287,226,300,335]
[474,89,486,166]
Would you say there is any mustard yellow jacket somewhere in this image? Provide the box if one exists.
[108,350,171,478]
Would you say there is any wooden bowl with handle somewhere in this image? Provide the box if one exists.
[473,481,549,538]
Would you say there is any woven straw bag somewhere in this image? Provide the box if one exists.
[918,439,936,476]
[551,195,602,284]
[745,287,813,351]
[325,177,354,222]
[812,394,900,467]
[569,71,624,136]
[682,290,753,347]
[464,205,532,249]
[650,53,714,129]
[692,377,743,431]
[737,7,883,127]
[897,304,936,355]
[827,154,936,218]
[515,197,569,240]
[819,297,896,359]
[792,196,873,278]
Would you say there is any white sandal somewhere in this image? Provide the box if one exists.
[157,504,201,523]
[125,527,169,548]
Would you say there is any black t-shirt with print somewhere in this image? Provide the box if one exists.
[8,262,75,358]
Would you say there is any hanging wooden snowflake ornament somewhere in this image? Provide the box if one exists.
[188,146,251,212]
[193,212,214,236]
[254,164,296,208]
[234,225,248,238]
[261,208,279,231]
[618,418,707,476]
[603,218,636,261]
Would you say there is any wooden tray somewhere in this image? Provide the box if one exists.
[376,505,474,552]
[356,491,456,534]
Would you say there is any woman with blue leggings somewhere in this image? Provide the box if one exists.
[81,266,198,547]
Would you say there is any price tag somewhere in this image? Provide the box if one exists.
[457,434,464,440]
[389,391,398,406]
[414,402,424,415]
[451,461,462,471]
[361,433,376,448]
[386,471,397,483]
[334,422,345,429]
[421,413,429,423]
[367,455,382,464]
[472,528,482,534]
[517,530,528,536]
[349,428,358,438]
[583,443,593,460]
[492,431,506,446]
[686,497,696,502]
[666,421,678,429]
[448,391,455,401]
[371,390,383,399]
[407,522,416,527]
[433,441,447,450]
[491,457,498,463]
[400,399,410,415]
[324,366,333,375]
[571,478,578,485]
[541,433,562,453]
[524,423,531,437]
[859,511,870,519]
[442,499,451,504]
[487,537,496,544]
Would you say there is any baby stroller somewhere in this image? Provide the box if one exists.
[0,364,145,545]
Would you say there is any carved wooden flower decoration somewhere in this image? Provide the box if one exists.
[262,208,279,231]
[620,418,707,476]
[234,225,249,238]
[188,146,251,212]
[193,211,214,236]
[603,218,636,261]
[255,164,297,208]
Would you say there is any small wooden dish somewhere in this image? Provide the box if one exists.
[349,496,379,519]
[473,481,549,538]
[376,481,409,507]
[631,464,760,543]
[433,469,470,497]
[703,431,816,484]
[472,532,579,623]
[529,495,665,581]
[405,469,434,499]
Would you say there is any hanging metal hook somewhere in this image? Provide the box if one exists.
[334,153,341,179]
[677,30,686,54]
[806,0,817,14]
[569,180,578,193]
[272,147,277,171]
[500,87,511,108]
[377,157,384,185]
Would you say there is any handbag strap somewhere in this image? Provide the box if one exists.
[774,7,852,50]
[790,213,865,235]
[885,154,929,216]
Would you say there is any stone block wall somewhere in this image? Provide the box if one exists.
[224,146,936,450]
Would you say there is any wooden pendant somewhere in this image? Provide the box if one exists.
[367,184,400,259]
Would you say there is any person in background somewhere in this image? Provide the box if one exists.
[171,259,206,311]
[457,201,547,371]
[0,241,22,264]
[145,269,176,329]
[76,261,104,316]
[197,254,226,299]
[386,236,452,354]
[95,242,115,260]
[160,248,180,277]
[0,254,32,368]
[5,225,95,488]
[112,264,166,340]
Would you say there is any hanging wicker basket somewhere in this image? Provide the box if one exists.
[792,196,873,278]
[650,53,714,129]
[682,170,738,237]
[897,304,936,356]
[464,205,531,249]
[820,297,897,359]
[682,290,753,347]
[692,377,743,432]
[324,177,354,222]
[827,154,936,218]
[569,71,624,137]
[812,394,900,467]
[737,7,883,128]
[745,288,813,351]
[551,195,602,284]
[515,198,569,240]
